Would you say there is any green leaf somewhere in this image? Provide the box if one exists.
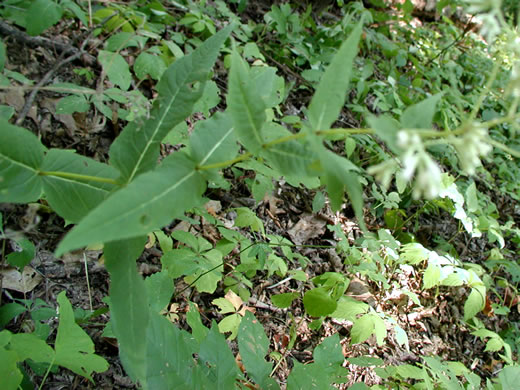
[0,120,45,203]
[372,315,387,346]
[350,314,375,344]
[238,312,279,389]
[307,18,364,131]
[144,271,174,313]
[217,313,241,339]
[303,287,337,317]
[464,286,485,321]
[56,95,90,114]
[198,324,239,389]
[187,302,209,344]
[313,333,344,371]
[41,149,119,223]
[261,141,317,179]
[98,50,132,91]
[423,264,441,289]
[330,297,369,321]
[56,153,205,256]
[234,207,265,236]
[271,292,299,309]
[498,365,520,390]
[104,238,148,383]
[54,291,109,379]
[134,52,167,80]
[8,332,54,363]
[367,114,401,153]
[227,51,266,153]
[26,0,64,36]
[0,303,27,328]
[0,334,22,390]
[395,364,426,380]
[6,238,34,270]
[400,93,444,129]
[109,24,233,184]
[0,40,6,72]
[189,112,238,168]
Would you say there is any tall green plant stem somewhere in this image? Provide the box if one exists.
[39,170,120,185]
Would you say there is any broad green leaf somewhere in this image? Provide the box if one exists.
[56,153,205,256]
[372,315,387,346]
[498,365,520,390]
[104,238,148,383]
[54,291,109,379]
[423,264,441,289]
[350,314,375,344]
[400,93,444,129]
[187,302,209,344]
[234,207,265,236]
[6,238,34,270]
[26,0,63,36]
[0,303,26,328]
[287,361,330,390]
[367,114,401,153]
[98,50,132,91]
[0,120,45,203]
[465,181,479,213]
[146,313,205,389]
[198,324,239,389]
[0,339,22,390]
[228,51,266,153]
[271,292,299,309]
[464,286,486,321]
[307,18,364,131]
[303,287,337,317]
[41,149,119,223]
[8,332,54,363]
[189,112,238,168]
[217,313,241,339]
[261,141,317,178]
[313,333,344,370]
[184,249,223,293]
[330,296,369,321]
[56,95,90,114]
[395,364,426,380]
[238,312,279,389]
[134,52,167,80]
[109,24,233,184]
[144,271,174,313]
[0,40,6,72]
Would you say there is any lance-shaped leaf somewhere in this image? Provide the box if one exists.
[320,149,366,231]
[104,238,148,384]
[400,92,444,129]
[56,152,206,256]
[189,112,238,167]
[41,149,119,223]
[228,51,266,154]
[307,18,364,131]
[0,120,45,203]
[261,141,317,179]
[109,24,233,184]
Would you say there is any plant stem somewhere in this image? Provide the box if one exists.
[39,171,120,185]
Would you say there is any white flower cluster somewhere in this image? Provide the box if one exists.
[449,122,492,175]
[397,131,442,199]
[464,0,502,43]
[368,131,443,200]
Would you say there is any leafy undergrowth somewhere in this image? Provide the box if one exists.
[1,0,520,389]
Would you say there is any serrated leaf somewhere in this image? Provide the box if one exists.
[0,120,45,203]
[54,291,109,379]
[104,238,148,383]
[400,93,444,129]
[134,52,167,80]
[423,264,441,289]
[41,149,119,223]
[238,312,278,389]
[56,153,205,256]
[307,18,364,131]
[228,51,266,153]
[464,286,485,321]
[303,287,337,317]
[98,50,131,91]
[198,324,238,389]
[271,292,299,309]
[109,24,233,184]
[26,0,63,36]
[350,314,375,344]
